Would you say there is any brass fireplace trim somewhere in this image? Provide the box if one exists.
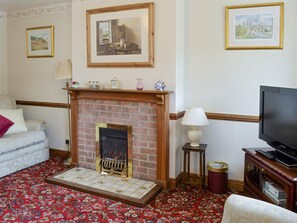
[95,123,133,178]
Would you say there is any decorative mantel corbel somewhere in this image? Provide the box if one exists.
[156,94,165,105]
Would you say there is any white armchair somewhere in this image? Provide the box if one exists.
[221,194,297,223]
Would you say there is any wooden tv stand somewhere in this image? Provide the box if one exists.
[243,148,297,212]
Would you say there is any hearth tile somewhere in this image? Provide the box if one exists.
[47,167,163,207]
[51,167,158,199]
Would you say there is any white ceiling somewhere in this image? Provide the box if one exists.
[0,0,71,12]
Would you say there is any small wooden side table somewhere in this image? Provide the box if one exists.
[182,143,207,189]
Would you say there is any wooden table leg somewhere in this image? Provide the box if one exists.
[183,150,186,188]
[187,151,190,182]
[202,151,205,189]
[183,151,191,188]
[199,151,202,190]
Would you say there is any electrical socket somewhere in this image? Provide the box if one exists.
[65,139,70,145]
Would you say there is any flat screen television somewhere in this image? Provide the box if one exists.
[258,85,297,167]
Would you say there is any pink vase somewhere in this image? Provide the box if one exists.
[136,78,143,90]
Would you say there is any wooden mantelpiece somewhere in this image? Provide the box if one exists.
[66,87,173,188]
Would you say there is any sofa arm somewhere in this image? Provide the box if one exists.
[221,194,297,223]
[25,120,47,131]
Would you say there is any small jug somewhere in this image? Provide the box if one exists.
[154,80,166,91]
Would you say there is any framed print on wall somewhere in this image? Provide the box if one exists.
[225,2,284,50]
[86,2,154,67]
[26,26,54,57]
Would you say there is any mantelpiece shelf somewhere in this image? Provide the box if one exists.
[64,88,173,105]
[64,87,173,94]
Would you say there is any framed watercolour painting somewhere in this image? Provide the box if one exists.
[225,2,284,50]
[26,26,54,57]
[86,3,154,67]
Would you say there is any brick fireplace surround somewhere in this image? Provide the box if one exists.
[68,88,172,188]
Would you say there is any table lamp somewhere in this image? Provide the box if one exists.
[55,59,72,165]
[55,59,72,86]
[181,107,209,147]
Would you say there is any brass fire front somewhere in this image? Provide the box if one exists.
[95,123,132,178]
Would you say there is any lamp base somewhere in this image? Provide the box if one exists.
[190,142,200,147]
[187,126,202,147]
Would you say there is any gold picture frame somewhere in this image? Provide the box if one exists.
[86,3,154,67]
[26,26,54,58]
[225,2,284,50]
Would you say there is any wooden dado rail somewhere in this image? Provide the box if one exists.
[170,111,259,123]
[16,100,259,123]
[16,100,69,109]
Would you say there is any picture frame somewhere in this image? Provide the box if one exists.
[225,2,284,50]
[26,26,54,57]
[86,3,154,67]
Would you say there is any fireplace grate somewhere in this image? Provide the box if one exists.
[97,157,127,177]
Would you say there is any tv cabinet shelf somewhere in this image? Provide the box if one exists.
[243,148,297,212]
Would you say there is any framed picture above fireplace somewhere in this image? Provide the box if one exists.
[86,2,154,67]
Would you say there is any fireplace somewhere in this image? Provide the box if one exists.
[77,99,158,181]
[95,123,132,178]
[68,88,172,188]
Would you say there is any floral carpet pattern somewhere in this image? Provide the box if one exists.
[0,158,229,222]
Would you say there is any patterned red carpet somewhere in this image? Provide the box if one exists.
[0,158,229,222]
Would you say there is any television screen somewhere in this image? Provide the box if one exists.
[259,86,297,160]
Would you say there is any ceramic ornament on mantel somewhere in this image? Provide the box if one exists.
[154,80,166,91]
[71,81,80,88]
[136,78,144,90]
[111,77,120,89]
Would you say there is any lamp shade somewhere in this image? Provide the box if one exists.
[181,107,209,126]
[55,59,72,80]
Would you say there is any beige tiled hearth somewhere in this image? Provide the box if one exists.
[46,167,163,207]
[55,168,156,198]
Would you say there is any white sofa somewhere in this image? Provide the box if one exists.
[221,194,297,223]
[0,95,49,178]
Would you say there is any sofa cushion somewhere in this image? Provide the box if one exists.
[0,115,14,138]
[0,109,27,135]
[0,130,46,155]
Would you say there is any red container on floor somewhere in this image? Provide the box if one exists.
[207,162,228,194]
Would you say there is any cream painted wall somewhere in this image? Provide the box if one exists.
[7,10,72,150]
[183,0,297,180]
[169,0,185,178]
[71,0,177,107]
[0,14,7,94]
[184,0,297,114]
